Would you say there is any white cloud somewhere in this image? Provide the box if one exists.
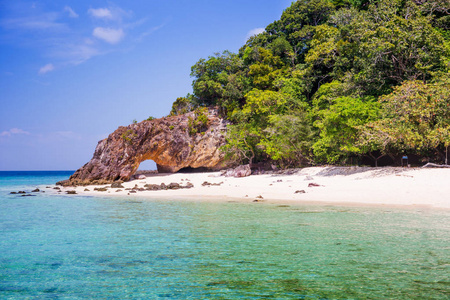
[84,38,95,45]
[64,6,79,18]
[39,63,55,74]
[1,3,143,70]
[88,8,113,19]
[136,23,164,41]
[93,27,124,44]
[66,44,100,65]
[88,5,130,22]
[49,40,102,66]
[2,13,67,31]
[246,27,265,39]
[0,128,30,137]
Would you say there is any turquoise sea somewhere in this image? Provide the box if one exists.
[0,171,449,299]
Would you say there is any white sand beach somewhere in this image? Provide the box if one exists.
[55,166,450,209]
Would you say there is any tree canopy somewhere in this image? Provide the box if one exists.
[169,0,450,167]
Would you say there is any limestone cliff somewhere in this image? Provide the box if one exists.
[58,108,231,186]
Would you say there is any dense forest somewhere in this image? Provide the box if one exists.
[169,0,450,168]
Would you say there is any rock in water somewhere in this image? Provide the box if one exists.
[58,108,232,186]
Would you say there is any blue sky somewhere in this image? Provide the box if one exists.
[0,0,291,171]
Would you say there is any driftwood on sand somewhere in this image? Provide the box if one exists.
[422,163,450,168]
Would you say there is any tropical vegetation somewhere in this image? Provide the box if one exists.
[169,0,450,167]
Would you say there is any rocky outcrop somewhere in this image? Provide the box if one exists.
[58,108,232,186]
[222,164,252,177]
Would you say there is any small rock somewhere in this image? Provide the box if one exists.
[18,191,26,194]
[185,182,194,188]
[295,190,306,194]
[94,187,108,192]
[31,188,40,192]
[21,194,35,197]
[66,190,77,194]
[308,183,321,187]
[84,188,90,191]
[144,184,161,191]
[256,195,264,199]
[10,192,17,194]
[111,182,124,188]
[129,190,137,193]
[160,183,167,190]
[277,180,283,182]
[53,187,61,190]
[116,189,122,192]
[202,181,223,186]
[167,182,181,190]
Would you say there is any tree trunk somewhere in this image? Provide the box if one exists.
[367,152,387,167]
[445,146,448,165]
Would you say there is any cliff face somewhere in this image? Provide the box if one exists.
[59,108,231,186]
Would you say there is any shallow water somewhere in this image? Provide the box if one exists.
[1,172,449,299]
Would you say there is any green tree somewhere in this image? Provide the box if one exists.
[225,89,311,165]
[169,0,450,168]
[191,51,247,110]
[358,79,450,161]
[345,0,448,95]
[312,96,381,163]
[266,0,336,62]
[260,113,312,167]
[169,96,195,116]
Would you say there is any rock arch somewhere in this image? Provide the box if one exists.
[58,108,231,186]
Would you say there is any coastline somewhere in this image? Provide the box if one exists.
[49,166,450,210]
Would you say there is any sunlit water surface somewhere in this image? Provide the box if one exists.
[1,171,449,299]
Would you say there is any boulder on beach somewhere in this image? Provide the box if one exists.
[167,182,181,189]
[223,164,251,178]
[111,182,124,188]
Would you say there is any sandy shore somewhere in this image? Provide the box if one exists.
[52,166,450,209]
